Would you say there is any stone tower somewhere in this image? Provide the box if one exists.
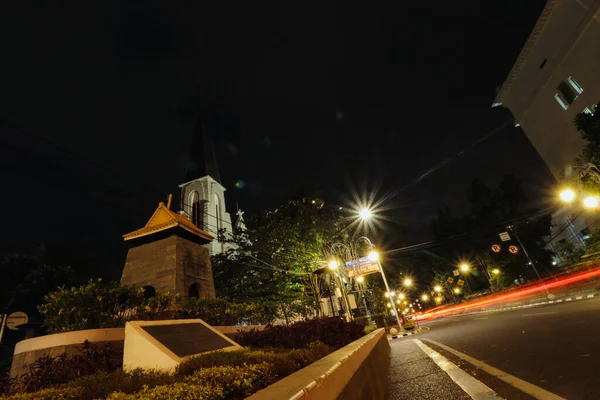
[121,197,216,298]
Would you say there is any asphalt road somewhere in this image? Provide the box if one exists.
[418,297,600,399]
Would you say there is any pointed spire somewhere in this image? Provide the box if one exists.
[184,107,222,184]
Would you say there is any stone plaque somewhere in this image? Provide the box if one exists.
[142,323,233,358]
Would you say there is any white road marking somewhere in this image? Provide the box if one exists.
[576,296,583,300]
[522,312,557,316]
[588,294,595,298]
[413,339,502,400]
[556,300,563,303]
[566,298,572,301]
[423,339,567,400]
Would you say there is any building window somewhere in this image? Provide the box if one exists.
[568,76,583,94]
[190,191,203,229]
[539,58,547,69]
[554,93,569,110]
[557,81,577,104]
[583,106,594,115]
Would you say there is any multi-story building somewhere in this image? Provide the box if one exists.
[494,0,600,261]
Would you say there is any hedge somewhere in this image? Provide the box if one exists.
[1,343,334,400]
[38,280,277,333]
[236,317,365,349]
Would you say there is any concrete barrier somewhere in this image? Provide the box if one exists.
[10,328,125,378]
[247,328,390,400]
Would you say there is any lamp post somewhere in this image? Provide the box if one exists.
[328,259,353,321]
[357,236,403,330]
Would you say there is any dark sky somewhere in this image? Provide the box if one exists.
[0,1,554,279]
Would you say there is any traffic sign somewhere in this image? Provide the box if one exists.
[491,244,501,253]
[508,245,519,255]
[499,232,511,242]
[6,312,28,331]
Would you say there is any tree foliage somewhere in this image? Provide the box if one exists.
[212,199,345,320]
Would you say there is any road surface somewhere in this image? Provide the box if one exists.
[402,297,600,399]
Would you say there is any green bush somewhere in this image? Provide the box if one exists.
[177,342,333,378]
[10,341,122,394]
[364,324,378,334]
[38,280,276,333]
[105,382,224,400]
[0,386,83,400]
[236,317,364,349]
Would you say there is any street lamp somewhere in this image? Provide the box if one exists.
[359,208,372,220]
[460,263,470,272]
[492,268,500,275]
[327,258,352,321]
[560,189,576,203]
[421,294,428,301]
[453,287,460,294]
[403,278,412,287]
[328,260,338,270]
[398,293,405,300]
[584,196,599,209]
[356,275,364,283]
[433,285,442,293]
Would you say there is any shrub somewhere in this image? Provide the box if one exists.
[105,382,224,400]
[177,342,333,378]
[1,386,83,400]
[364,324,378,334]
[11,341,122,394]
[39,281,276,333]
[184,363,276,399]
[236,317,364,349]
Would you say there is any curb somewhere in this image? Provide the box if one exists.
[389,326,429,340]
[470,292,598,315]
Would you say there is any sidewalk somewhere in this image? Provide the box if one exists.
[387,339,502,400]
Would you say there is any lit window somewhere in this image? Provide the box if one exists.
[568,76,584,94]
[554,93,569,110]
[557,81,577,104]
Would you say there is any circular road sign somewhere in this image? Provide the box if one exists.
[491,244,502,253]
[6,312,28,331]
[508,245,519,255]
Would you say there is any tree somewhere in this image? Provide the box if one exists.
[212,198,345,321]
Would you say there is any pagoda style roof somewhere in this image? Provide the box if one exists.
[123,201,214,243]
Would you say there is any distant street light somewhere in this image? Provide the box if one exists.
[356,275,364,283]
[386,302,392,308]
[492,268,500,275]
[435,297,442,303]
[403,278,412,287]
[460,263,470,272]
[434,285,442,293]
[398,293,406,300]
[560,189,576,203]
[421,294,428,301]
[328,260,338,270]
[453,288,461,294]
[368,251,379,262]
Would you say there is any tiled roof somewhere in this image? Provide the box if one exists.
[123,202,214,242]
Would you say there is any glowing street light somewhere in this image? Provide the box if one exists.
[356,275,365,283]
[328,260,338,270]
[460,263,470,272]
[453,288,461,294]
[398,293,405,300]
[559,189,576,203]
[492,268,500,275]
[403,278,412,287]
[368,251,379,262]
[584,196,599,209]
[435,297,442,303]
[386,302,392,308]
[359,208,372,220]
[421,294,428,301]
[434,285,442,293]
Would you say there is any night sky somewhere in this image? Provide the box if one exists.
[0,1,554,279]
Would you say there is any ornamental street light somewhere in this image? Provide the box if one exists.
[434,285,442,293]
[421,294,428,301]
[492,268,500,275]
[403,278,413,287]
[460,263,470,272]
[359,208,372,220]
[560,189,576,203]
[328,258,352,321]
[453,287,461,294]
[356,275,364,283]
[584,196,599,209]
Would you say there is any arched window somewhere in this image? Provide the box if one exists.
[214,193,221,235]
[143,286,156,299]
[189,283,201,298]
[190,191,203,229]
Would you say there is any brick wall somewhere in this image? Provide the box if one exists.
[121,235,215,298]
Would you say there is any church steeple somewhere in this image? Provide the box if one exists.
[184,108,221,184]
